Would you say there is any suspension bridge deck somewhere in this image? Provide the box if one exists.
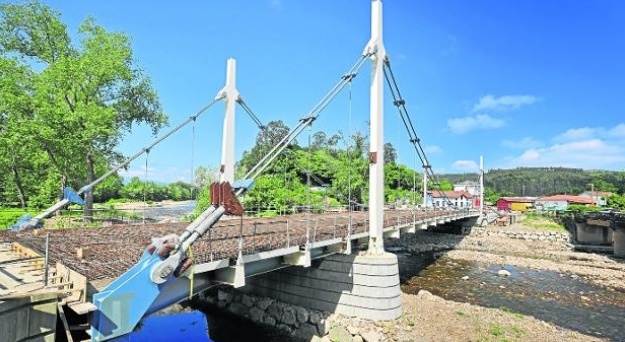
[0,209,477,296]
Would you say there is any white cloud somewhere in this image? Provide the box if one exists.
[553,127,597,143]
[472,94,539,112]
[554,123,625,143]
[452,160,478,171]
[502,136,543,149]
[424,145,442,154]
[505,138,625,169]
[608,123,625,138]
[447,114,506,134]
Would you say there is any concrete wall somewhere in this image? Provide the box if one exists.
[575,222,613,245]
[239,253,402,321]
[0,293,57,342]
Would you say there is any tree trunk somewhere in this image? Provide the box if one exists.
[10,166,27,209]
[41,143,69,205]
[83,152,95,223]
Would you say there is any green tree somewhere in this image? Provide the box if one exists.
[0,2,167,220]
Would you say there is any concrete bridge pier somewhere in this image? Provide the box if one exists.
[239,252,401,321]
[613,227,625,257]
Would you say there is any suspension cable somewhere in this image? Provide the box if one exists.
[237,98,267,131]
[383,60,456,208]
[76,98,221,195]
[190,118,196,200]
[241,54,370,184]
[143,150,150,224]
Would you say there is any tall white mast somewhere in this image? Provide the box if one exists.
[215,58,240,184]
[364,0,387,256]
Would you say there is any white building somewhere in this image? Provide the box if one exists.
[429,190,473,209]
[453,180,480,197]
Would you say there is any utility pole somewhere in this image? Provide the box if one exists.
[590,183,595,206]
[422,165,428,208]
[479,156,484,217]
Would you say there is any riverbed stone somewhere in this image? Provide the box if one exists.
[241,294,254,307]
[276,323,292,334]
[295,306,309,323]
[256,298,273,310]
[217,289,231,303]
[362,329,380,342]
[329,326,353,342]
[267,302,283,320]
[309,311,322,325]
[263,315,276,327]
[249,306,264,323]
[295,323,319,340]
[228,302,248,316]
[281,307,297,325]
[353,335,364,342]
[498,270,511,277]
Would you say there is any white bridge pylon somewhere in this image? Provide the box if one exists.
[365,0,388,256]
[215,58,240,184]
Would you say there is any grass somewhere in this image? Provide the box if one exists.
[489,324,506,337]
[499,306,525,320]
[456,310,469,317]
[519,213,566,231]
[0,208,39,230]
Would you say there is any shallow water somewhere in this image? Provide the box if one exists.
[399,253,625,341]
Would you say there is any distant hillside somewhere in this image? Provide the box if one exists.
[439,167,625,197]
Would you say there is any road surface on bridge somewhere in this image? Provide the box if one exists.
[0,209,461,282]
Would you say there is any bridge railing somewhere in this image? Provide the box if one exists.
[187,209,473,263]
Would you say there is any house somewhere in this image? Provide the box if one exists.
[453,180,480,196]
[496,197,535,212]
[429,190,473,209]
[578,191,613,207]
[534,195,593,211]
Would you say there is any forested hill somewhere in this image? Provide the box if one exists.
[440,167,625,197]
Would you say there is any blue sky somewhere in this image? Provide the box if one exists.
[31,0,625,182]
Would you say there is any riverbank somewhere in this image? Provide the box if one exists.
[195,221,624,342]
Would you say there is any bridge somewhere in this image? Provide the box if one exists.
[0,1,485,341]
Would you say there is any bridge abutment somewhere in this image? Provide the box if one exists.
[238,252,402,321]
[613,228,625,257]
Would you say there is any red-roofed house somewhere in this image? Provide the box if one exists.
[495,197,535,212]
[578,191,613,207]
[428,190,473,209]
[535,195,593,211]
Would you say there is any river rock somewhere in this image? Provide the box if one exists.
[249,307,264,322]
[295,306,309,323]
[309,311,322,325]
[295,323,319,340]
[461,276,469,280]
[217,289,231,302]
[281,307,297,325]
[267,302,283,320]
[228,302,248,316]
[362,329,380,342]
[417,289,433,299]
[353,335,364,342]
[329,326,353,342]
[263,315,276,327]
[347,323,361,335]
[241,294,254,307]
[256,298,274,310]
[498,269,511,277]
